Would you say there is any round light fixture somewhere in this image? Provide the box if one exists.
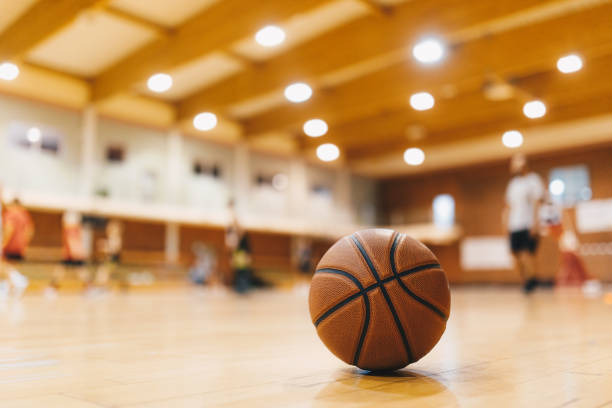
[549,179,565,196]
[523,100,546,119]
[303,119,328,137]
[193,112,218,131]
[412,38,446,64]
[409,92,435,111]
[557,54,583,74]
[403,147,425,166]
[0,62,19,81]
[255,25,286,47]
[316,143,340,162]
[502,130,523,148]
[284,82,312,103]
[26,127,42,143]
[147,73,173,93]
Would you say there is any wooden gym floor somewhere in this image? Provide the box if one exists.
[0,286,611,407]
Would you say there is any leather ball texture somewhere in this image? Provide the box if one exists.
[309,229,450,371]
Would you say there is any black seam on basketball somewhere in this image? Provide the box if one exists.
[314,268,370,365]
[313,263,441,326]
[351,234,414,363]
[390,234,448,321]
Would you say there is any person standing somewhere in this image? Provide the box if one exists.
[1,197,33,297]
[502,154,545,293]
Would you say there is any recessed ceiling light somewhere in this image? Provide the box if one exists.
[147,73,173,93]
[0,62,19,81]
[26,127,42,143]
[523,100,546,119]
[284,82,312,103]
[303,119,328,137]
[193,112,217,131]
[412,38,445,64]
[502,130,523,148]
[557,54,583,74]
[409,92,435,111]
[403,147,425,166]
[255,25,286,47]
[316,143,340,162]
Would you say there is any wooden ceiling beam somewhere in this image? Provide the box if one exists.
[177,0,558,121]
[0,0,101,61]
[343,55,612,159]
[91,0,331,102]
[242,2,612,136]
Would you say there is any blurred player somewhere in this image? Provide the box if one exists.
[47,211,88,296]
[94,219,124,291]
[502,153,545,293]
[1,196,32,298]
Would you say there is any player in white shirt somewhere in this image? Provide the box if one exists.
[502,154,545,293]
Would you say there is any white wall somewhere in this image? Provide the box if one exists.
[0,95,82,196]
[0,94,379,230]
[95,118,167,203]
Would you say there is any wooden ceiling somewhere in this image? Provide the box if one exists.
[1,0,611,176]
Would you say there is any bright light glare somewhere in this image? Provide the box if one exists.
[412,38,445,64]
[26,127,42,143]
[523,100,546,119]
[147,73,173,93]
[316,143,340,162]
[409,92,435,111]
[255,25,286,47]
[557,54,583,74]
[403,147,425,166]
[193,112,217,131]
[0,62,19,81]
[303,119,328,137]
[284,82,312,103]
[549,179,566,196]
[433,194,455,228]
[502,130,523,148]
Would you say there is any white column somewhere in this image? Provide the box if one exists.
[80,105,97,197]
[289,158,308,220]
[165,222,180,264]
[336,167,354,224]
[166,127,183,204]
[232,142,250,216]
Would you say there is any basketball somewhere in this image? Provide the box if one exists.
[309,229,450,371]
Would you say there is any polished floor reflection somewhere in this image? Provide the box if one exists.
[0,286,611,407]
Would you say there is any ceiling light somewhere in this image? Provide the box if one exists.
[409,92,435,111]
[316,143,339,162]
[284,82,312,103]
[26,127,42,143]
[193,112,217,131]
[412,38,445,64]
[303,119,328,137]
[403,147,425,166]
[147,73,173,93]
[255,25,286,47]
[557,54,583,74]
[549,179,565,196]
[0,62,19,81]
[523,100,546,119]
[502,130,523,148]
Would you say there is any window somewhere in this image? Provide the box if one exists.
[193,160,221,178]
[433,194,455,228]
[549,165,591,206]
[106,146,125,163]
[8,121,62,155]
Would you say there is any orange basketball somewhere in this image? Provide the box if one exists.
[309,229,450,371]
